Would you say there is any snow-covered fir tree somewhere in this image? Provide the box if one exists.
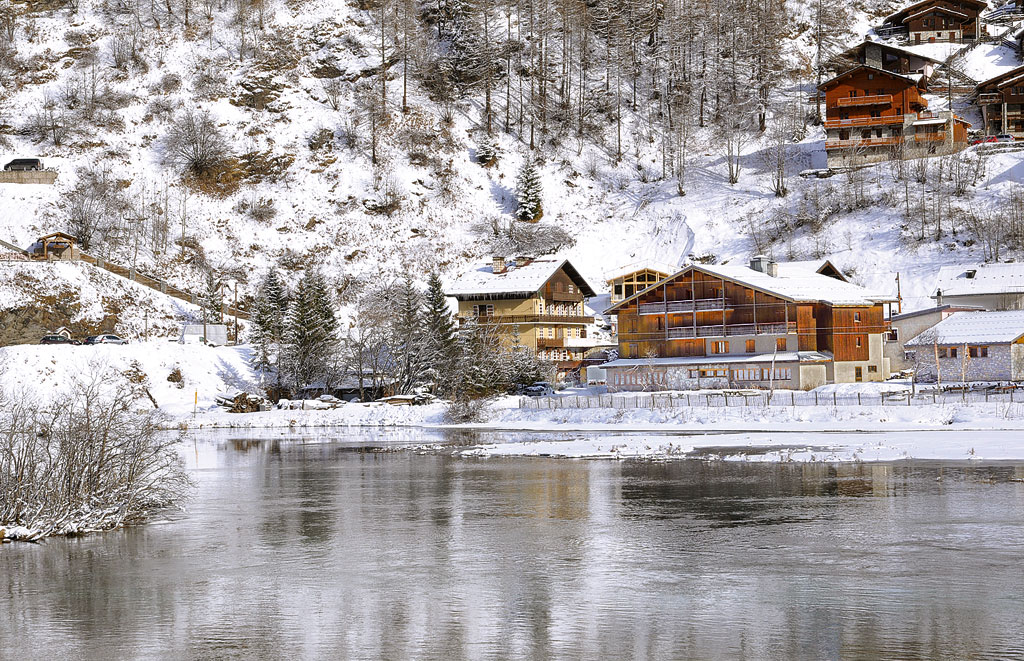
[250,268,289,375]
[282,269,338,393]
[515,160,543,222]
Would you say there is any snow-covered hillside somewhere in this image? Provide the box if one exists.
[0,0,1021,326]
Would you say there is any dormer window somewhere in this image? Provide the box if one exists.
[966,269,977,279]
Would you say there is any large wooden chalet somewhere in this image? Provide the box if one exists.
[602,257,896,391]
[819,64,970,167]
[975,65,1024,137]
[879,0,987,43]
[446,257,597,376]
[835,41,942,78]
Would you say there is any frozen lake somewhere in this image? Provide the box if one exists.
[3,428,1024,659]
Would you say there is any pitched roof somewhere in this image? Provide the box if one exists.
[976,64,1024,92]
[933,262,1024,297]
[884,0,986,24]
[905,310,1024,345]
[818,64,924,92]
[604,259,676,283]
[776,259,849,281]
[605,261,895,314]
[839,40,945,65]
[901,5,968,22]
[446,258,596,298]
[891,304,984,322]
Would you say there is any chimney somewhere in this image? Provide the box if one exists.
[750,255,778,276]
[865,43,883,69]
[515,255,533,268]
[936,288,943,306]
[767,261,778,277]
[492,256,507,274]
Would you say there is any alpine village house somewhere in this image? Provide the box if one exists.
[819,64,970,168]
[602,257,896,391]
[878,0,988,43]
[975,65,1024,138]
[446,257,597,377]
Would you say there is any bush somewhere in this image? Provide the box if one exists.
[444,397,492,424]
[165,109,231,178]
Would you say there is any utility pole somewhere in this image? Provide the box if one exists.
[234,282,239,345]
[896,272,903,314]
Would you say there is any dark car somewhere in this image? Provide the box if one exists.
[4,158,44,171]
[86,334,128,345]
[40,335,81,345]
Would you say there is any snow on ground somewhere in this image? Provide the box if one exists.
[957,43,1022,82]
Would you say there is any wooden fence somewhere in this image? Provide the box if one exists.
[519,388,1024,410]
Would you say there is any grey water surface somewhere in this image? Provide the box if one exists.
[2,428,1024,660]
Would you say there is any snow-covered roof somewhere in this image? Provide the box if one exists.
[884,0,985,24]
[905,310,1024,345]
[901,5,968,22]
[840,40,945,65]
[604,259,676,282]
[447,258,596,298]
[602,351,832,369]
[775,259,848,281]
[892,304,984,322]
[818,64,923,91]
[913,117,948,126]
[933,262,1024,296]
[606,261,894,314]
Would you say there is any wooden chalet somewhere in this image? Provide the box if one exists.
[819,65,970,167]
[834,41,943,79]
[880,0,987,43]
[975,65,1024,137]
[446,256,597,376]
[602,256,896,391]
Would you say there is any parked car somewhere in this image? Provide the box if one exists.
[969,136,998,145]
[40,335,81,345]
[86,334,128,345]
[996,134,1016,143]
[4,158,44,171]
[523,381,555,397]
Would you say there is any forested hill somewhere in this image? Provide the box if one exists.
[0,0,1013,312]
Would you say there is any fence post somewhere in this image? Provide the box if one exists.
[706,395,710,407]
[791,392,795,407]
[858,393,861,406]
[907,392,911,406]
[833,393,837,406]
[686,394,691,406]
[815,392,819,406]
[725,394,729,407]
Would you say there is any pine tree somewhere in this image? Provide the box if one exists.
[515,159,543,222]
[198,269,223,334]
[420,271,457,393]
[391,277,425,394]
[251,268,289,374]
[476,137,498,166]
[282,269,338,393]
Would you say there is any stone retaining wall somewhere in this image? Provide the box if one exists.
[0,171,58,185]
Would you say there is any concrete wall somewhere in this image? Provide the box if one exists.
[607,361,804,392]
[0,171,57,185]
[831,334,888,382]
[941,293,1024,311]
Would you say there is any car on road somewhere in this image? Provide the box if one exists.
[85,334,128,345]
[995,134,1016,143]
[40,335,81,345]
[4,158,44,171]
[969,135,998,145]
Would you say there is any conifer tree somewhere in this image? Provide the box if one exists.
[251,268,289,374]
[391,277,425,394]
[420,270,457,392]
[515,159,543,222]
[282,269,338,393]
[199,269,223,331]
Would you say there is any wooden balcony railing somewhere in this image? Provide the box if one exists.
[825,137,904,150]
[835,94,893,108]
[824,115,905,129]
[546,290,584,302]
[914,132,947,143]
[665,322,797,339]
[460,314,594,325]
[536,337,565,348]
[638,298,729,315]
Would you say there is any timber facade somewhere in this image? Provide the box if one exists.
[880,0,987,43]
[447,257,597,376]
[975,65,1024,137]
[820,65,970,168]
[602,257,894,391]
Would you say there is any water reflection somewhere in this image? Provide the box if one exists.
[2,431,1024,660]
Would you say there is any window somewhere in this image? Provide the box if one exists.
[763,368,791,381]
[949,347,958,358]
[472,304,494,317]
[711,341,729,354]
[776,338,787,351]
[746,339,756,353]
[733,369,759,381]
[628,343,639,358]
[969,346,989,358]
[855,366,863,382]
[868,365,878,373]
[856,337,862,348]
[854,312,862,323]
[904,350,917,361]
[688,369,700,379]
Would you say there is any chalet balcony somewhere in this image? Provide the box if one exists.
[978,93,1001,105]
[825,137,904,150]
[459,314,594,325]
[536,337,565,349]
[664,322,797,340]
[835,94,894,108]
[638,298,729,315]
[824,116,905,129]
[914,132,946,143]
[547,290,584,302]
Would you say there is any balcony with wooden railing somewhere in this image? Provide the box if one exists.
[665,322,798,339]
[536,337,565,349]
[977,92,1001,105]
[825,136,904,150]
[638,298,730,315]
[459,314,594,325]
[824,115,906,129]
[914,132,947,143]
[835,94,893,108]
